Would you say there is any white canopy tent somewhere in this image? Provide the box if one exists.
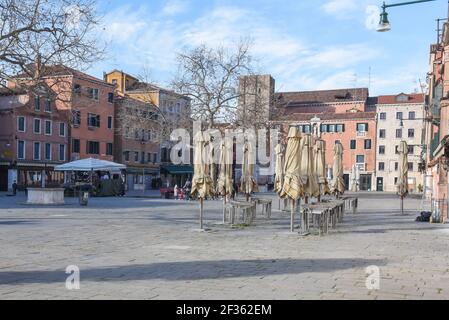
[55,158,126,172]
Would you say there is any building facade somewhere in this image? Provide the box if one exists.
[104,70,192,189]
[374,94,425,193]
[0,91,69,191]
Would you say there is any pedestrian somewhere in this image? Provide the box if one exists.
[183,180,191,201]
[12,180,17,196]
[174,184,179,200]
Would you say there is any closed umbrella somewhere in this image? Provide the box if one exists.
[398,140,409,214]
[350,165,358,192]
[218,137,234,222]
[299,134,319,200]
[314,139,330,201]
[191,131,213,229]
[274,143,285,195]
[240,138,258,201]
[331,142,345,198]
[279,127,302,232]
[274,143,286,210]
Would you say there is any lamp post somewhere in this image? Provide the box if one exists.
[377,0,438,32]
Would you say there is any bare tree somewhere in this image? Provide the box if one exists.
[172,40,253,129]
[0,0,104,94]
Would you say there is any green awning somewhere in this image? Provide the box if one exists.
[126,167,159,175]
[161,165,193,175]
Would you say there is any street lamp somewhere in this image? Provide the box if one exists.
[377,0,437,32]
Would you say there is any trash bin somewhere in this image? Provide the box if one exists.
[79,185,91,206]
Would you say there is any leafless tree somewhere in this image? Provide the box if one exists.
[172,40,256,129]
[0,0,104,94]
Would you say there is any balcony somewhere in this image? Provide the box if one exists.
[355,163,366,172]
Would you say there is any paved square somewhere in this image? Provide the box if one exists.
[1,192,449,300]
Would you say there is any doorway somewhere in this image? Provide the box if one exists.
[376,177,384,192]
[343,174,349,191]
[0,167,7,191]
[360,174,372,191]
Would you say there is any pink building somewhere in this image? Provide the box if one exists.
[0,90,69,191]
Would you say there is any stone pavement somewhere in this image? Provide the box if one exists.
[0,192,449,300]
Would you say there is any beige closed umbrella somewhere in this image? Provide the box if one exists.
[218,137,234,222]
[280,127,303,232]
[314,139,330,201]
[398,141,409,215]
[191,131,213,230]
[274,143,285,195]
[299,134,319,200]
[240,138,258,201]
[331,142,345,198]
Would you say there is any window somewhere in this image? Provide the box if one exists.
[33,142,41,160]
[73,84,81,94]
[300,125,311,134]
[107,116,113,129]
[378,162,385,171]
[72,110,81,126]
[350,140,356,150]
[336,124,344,132]
[395,162,399,171]
[87,113,100,127]
[88,88,99,100]
[86,141,100,155]
[59,123,66,137]
[328,124,335,133]
[59,144,65,161]
[396,112,403,120]
[409,111,416,120]
[408,129,415,138]
[356,155,365,163]
[176,103,181,113]
[72,139,80,153]
[394,177,398,185]
[321,124,327,133]
[45,143,51,160]
[147,153,152,163]
[106,143,113,156]
[45,98,51,112]
[134,151,139,162]
[408,145,414,154]
[408,162,414,171]
[34,118,41,134]
[396,129,402,139]
[379,112,386,120]
[108,92,114,103]
[153,153,157,163]
[123,151,130,162]
[364,139,372,149]
[395,146,399,154]
[17,140,25,159]
[335,140,341,145]
[379,129,386,139]
[141,152,145,164]
[379,145,385,155]
[357,123,368,132]
[111,79,117,85]
[45,120,52,135]
[17,117,25,132]
[34,95,40,111]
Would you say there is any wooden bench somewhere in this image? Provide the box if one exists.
[303,205,329,236]
[342,197,358,214]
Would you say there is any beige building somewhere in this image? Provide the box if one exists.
[374,93,425,192]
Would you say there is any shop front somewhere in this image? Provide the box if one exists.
[14,162,65,190]
[126,167,160,191]
[160,165,193,188]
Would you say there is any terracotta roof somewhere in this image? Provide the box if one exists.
[16,64,114,87]
[273,111,376,122]
[275,88,369,107]
[377,93,424,105]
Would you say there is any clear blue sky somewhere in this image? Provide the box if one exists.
[91,0,448,96]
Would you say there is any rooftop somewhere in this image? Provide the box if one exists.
[377,93,424,105]
[275,88,369,107]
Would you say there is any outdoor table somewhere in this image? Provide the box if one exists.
[342,197,358,215]
[303,204,329,236]
[251,197,272,219]
[226,201,256,225]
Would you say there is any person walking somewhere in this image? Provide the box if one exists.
[183,180,191,201]
[12,180,17,196]
[174,184,179,200]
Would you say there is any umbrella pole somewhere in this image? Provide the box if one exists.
[401,196,404,215]
[222,196,226,224]
[290,198,295,233]
[200,198,204,229]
